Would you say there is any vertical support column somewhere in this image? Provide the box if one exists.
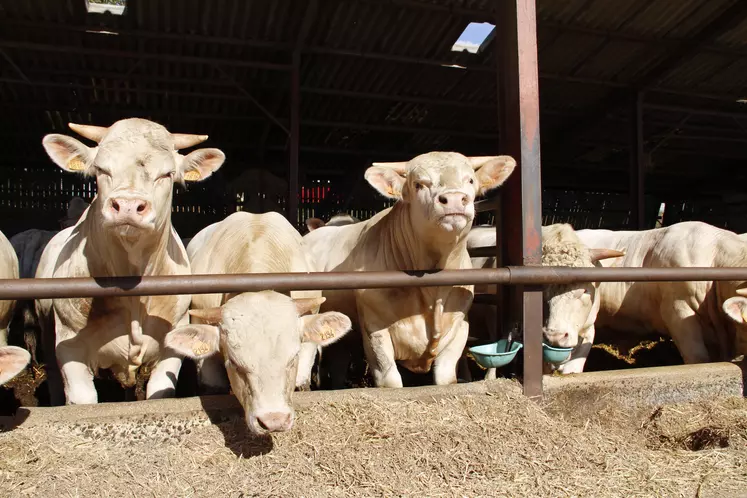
[629,91,645,229]
[289,49,301,228]
[497,0,543,400]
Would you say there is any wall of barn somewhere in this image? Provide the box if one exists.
[0,165,741,238]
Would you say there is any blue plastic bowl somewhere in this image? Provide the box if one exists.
[542,343,573,364]
[468,340,523,369]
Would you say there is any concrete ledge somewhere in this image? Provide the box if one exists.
[543,362,743,410]
[1,362,742,430]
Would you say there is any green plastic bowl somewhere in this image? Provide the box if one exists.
[542,343,573,364]
[468,340,523,369]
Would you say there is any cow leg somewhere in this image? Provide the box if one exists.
[433,321,469,386]
[558,324,595,374]
[56,339,97,405]
[664,302,710,363]
[146,353,182,399]
[362,329,403,388]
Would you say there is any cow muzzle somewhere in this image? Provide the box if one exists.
[103,195,154,230]
[248,410,295,434]
[543,328,577,348]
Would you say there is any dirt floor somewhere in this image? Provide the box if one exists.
[0,382,744,497]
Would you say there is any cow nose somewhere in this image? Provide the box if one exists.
[438,192,469,209]
[256,412,293,432]
[109,197,151,218]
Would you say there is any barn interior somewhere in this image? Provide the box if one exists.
[2,0,747,238]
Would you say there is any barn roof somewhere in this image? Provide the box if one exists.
[1,0,747,197]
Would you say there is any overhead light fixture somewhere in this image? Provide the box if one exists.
[85,28,120,35]
[441,63,467,70]
[737,98,747,104]
[451,22,496,55]
[86,0,126,16]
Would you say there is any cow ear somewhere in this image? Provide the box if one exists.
[723,297,747,324]
[165,324,220,359]
[42,134,96,175]
[0,346,30,386]
[365,166,406,200]
[472,155,516,195]
[178,148,226,182]
[306,218,325,232]
[300,312,352,347]
[293,297,327,316]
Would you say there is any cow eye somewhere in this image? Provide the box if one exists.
[414,182,423,190]
[469,178,475,185]
[158,172,174,181]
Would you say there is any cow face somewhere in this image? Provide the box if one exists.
[166,292,351,435]
[42,119,225,242]
[365,152,515,235]
[542,243,624,348]
[722,294,747,357]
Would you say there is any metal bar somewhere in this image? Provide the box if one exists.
[497,0,544,400]
[475,196,499,213]
[289,49,301,228]
[630,91,645,229]
[467,246,498,258]
[0,40,291,71]
[2,266,744,300]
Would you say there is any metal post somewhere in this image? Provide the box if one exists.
[497,0,543,400]
[630,91,645,229]
[289,50,301,227]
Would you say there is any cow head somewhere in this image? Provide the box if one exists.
[165,291,351,435]
[365,152,515,236]
[0,346,31,386]
[722,286,747,357]
[541,225,624,348]
[42,119,225,242]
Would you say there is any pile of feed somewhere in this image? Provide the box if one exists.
[0,380,744,496]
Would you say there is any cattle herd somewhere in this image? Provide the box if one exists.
[0,118,744,435]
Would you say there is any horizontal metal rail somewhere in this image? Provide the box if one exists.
[467,246,498,258]
[474,197,499,213]
[2,267,747,300]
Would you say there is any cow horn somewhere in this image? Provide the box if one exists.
[293,297,327,316]
[589,248,625,263]
[371,161,408,175]
[736,287,747,297]
[189,307,222,325]
[172,133,209,150]
[68,123,109,143]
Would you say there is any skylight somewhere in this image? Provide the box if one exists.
[451,22,496,54]
[86,0,126,16]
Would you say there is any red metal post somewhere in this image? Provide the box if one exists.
[289,49,301,227]
[497,0,544,400]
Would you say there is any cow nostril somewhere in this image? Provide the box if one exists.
[111,200,120,213]
[136,202,147,214]
[461,195,468,206]
[256,417,270,431]
[438,195,448,205]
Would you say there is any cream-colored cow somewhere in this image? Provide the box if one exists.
[170,212,351,434]
[0,229,26,386]
[36,118,225,405]
[304,152,516,388]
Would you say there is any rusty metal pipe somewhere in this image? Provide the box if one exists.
[467,246,498,258]
[2,267,747,300]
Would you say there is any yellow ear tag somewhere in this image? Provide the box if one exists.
[318,325,335,341]
[192,341,211,356]
[67,158,86,171]
[183,170,202,182]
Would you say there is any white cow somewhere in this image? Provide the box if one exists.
[466,224,624,374]
[36,118,225,405]
[577,221,747,363]
[305,213,360,232]
[304,152,516,388]
[168,211,351,433]
[0,229,27,386]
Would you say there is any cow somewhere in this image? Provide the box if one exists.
[167,211,351,433]
[465,224,624,374]
[35,118,225,405]
[9,198,89,364]
[305,213,360,233]
[577,221,747,364]
[303,152,516,388]
[0,229,27,386]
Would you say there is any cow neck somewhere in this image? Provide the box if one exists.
[374,202,469,271]
[84,199,174,277]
